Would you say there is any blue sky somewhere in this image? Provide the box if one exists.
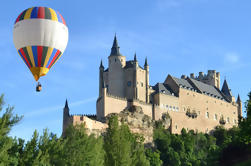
[0,0,250,140]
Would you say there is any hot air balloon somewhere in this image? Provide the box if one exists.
[13,7,68,91]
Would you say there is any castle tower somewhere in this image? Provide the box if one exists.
[133,53,138,99]
[144,57,149,103]
[236,94,243,118]
[99,60,104,97]
[196,70,220,89]
[107,35,126,97]
[62,99,70,136]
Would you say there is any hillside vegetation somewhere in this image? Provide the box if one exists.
[0,92,250,166]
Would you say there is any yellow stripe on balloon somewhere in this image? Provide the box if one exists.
[26,46,36,67]
[24,7,33,20]
[49,8,58,21]
[43,47,53,67]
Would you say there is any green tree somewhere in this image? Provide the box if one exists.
[104,115,150,166]
[0,94,22,166]
[145,148,162,166]
[239,92,251,144]
[63,124,104,166]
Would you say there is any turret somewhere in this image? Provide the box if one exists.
[108,34,126,68]
[221,79,235,102]
[144,57,149,103]
[62,99,70,136]
[236,94,243,118]
[134,52,138,68]
[99,60,104,97]
[107,35,126,97]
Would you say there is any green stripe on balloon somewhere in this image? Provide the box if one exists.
[23,47,33,68]
[41,46,48,67]
[44,7,51,19]
[19,9,28,21]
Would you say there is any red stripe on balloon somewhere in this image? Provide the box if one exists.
[15,11,23,23]
[58,13,66,26]
[37,46,43,67]
[20,48,31,68]
[48,50,60,68]
[38,7,45,19]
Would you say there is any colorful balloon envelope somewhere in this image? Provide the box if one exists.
[13,7,68,81]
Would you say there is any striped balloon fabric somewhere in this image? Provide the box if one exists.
[18,46,62,69]
[15,7,66,25]
[13,7,68,81]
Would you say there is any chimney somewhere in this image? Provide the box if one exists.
[181,75,187,79]
[199,72,204,78]
[190,73,195,79]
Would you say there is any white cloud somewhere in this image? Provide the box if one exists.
[24,97,96,118]
[224,52,239,64]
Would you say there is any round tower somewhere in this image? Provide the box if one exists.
[108,35,126,97]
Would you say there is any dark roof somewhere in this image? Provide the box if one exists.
[221,80,232,97]
[188,78,225,100]
[64,99,69,109]
[124,60,144,70]
[110,35,122,56]
[236,94,241,103]
[171,76,194,89]
[144,57,148,66]
[169,75,227,101]
[153,83,176,96]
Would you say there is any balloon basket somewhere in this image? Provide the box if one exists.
[36,82,42,92]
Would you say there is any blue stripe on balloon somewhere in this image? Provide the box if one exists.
[31,7,38,18]
[46,48,57,68]
[56,11,63,24]
[18,50,29,68]
[32,46,38,67]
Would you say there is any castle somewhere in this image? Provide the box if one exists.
[62,35,242,135]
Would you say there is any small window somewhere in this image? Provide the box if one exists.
[173,106,175,111]
[234,119,237,124]
[175,125,178,129]
[206,112,209,118]
[169,106,172,110]
[127,81,131,87]
[80,116,83,121]
[166,105,169,109]
[176,107,179,111]
[227,117,230,123]
[141,82,143,87]
[214,114,218,120]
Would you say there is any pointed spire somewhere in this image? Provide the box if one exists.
[237,94,241,103]
[144,57,148,66]
[64,99,69,109]
[100,59,104,69]
[134,52,137,61]
[110,34,122,56]
[221,79,232,97]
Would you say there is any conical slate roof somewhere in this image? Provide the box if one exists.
[64,99,69,109]
[110,34,122,56]
[236,94,241,103]
[221,79,232,97]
